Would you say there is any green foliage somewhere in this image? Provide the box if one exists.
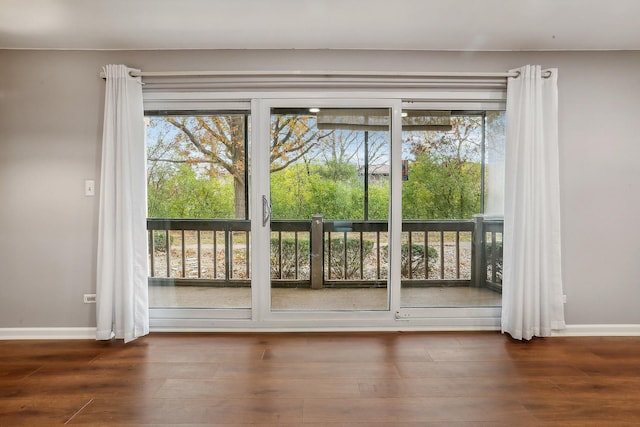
[151,231,170,253]
[382,244,438,278]
[318,160,359,182]
[147,114,489,222]
[270,236,310,279]
[270,162,371,220]
[367,182,389,220]
[485,240,503,282]
[402,153,481,220]
[148,155,481,221]
[269,164,312,219]
[148,165,234,219]
[325,236,374,279]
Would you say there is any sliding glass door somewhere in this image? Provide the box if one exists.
[144,95,505,328]
[252,99,401,320]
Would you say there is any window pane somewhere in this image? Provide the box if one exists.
[400,111,503,309]
[484,111,506,216]
[402,114,483,220]
[146,114,248,220]
[145,113,251,310]
[269,107,391,311]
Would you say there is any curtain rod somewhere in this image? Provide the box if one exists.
[99,69,552,79]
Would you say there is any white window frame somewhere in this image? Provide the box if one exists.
[144,88,504,332]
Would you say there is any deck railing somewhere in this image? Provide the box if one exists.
[147,219,251,287]
[482,218,504,291]
[147,216,503,291]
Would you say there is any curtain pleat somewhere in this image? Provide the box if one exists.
[96,64,149,343]
[502,65,566,340]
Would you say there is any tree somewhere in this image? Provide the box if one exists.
[147,114,321,219]
[269,125,391,220]
[147,164,234,218]
[405,116,482,163]
[315,129,388,181]
[269,162,363,220]
[402,116,483,219]
[146,112,488,222]
[402,153,481,219]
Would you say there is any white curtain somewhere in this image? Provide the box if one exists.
[96,65,149,343]
[502,65,565,340]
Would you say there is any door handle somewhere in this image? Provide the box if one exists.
[262,195,272,227]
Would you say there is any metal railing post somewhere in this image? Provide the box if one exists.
[471,214,485,288]
[224,223,231,281]
[311,215,324,289]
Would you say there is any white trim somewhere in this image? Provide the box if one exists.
[149,315,501,329]
[3,324,640,339]
[103,69,552,83]
[0,327,97,340]
[251,98,271,322]
[126,70,521,79]
[144,87,508,329]
[150,325,501,333]
[397,307,502,318]
[255,98,402,324]
[144,90,507,103]
[149,308,251,319]
[150,315,501,330]
[388,102,403,317]
[144,98,251,112]
[552,324,640,337]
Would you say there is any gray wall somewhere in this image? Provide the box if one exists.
[1,49,639,328]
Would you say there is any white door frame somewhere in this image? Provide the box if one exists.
[251,98,404,327]
[146,90,503,331]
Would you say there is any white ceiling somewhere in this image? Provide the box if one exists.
[1,0,639,51]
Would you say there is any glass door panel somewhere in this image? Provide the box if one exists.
[399,111,504,309]
[145,112,252,310]
[269,107,391,311]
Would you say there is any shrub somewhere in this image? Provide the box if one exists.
[152,231,174,253]
[485,241,503,282]
[382,244,438,278]
[270,237,310,279]
[325,236,374,279]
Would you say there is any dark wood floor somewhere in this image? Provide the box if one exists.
[2,332,640,426]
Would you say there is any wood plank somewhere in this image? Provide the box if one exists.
[357,377,565,399]
[302,397,537,424]
[1,332,640,425]
[69,397,304,425]
[154,378,361,399]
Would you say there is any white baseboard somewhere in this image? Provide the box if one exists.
[2,324,639,339]
[0,327,96,340]
[552,324,640,337]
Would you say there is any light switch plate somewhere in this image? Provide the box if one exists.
[85,180,95,196]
